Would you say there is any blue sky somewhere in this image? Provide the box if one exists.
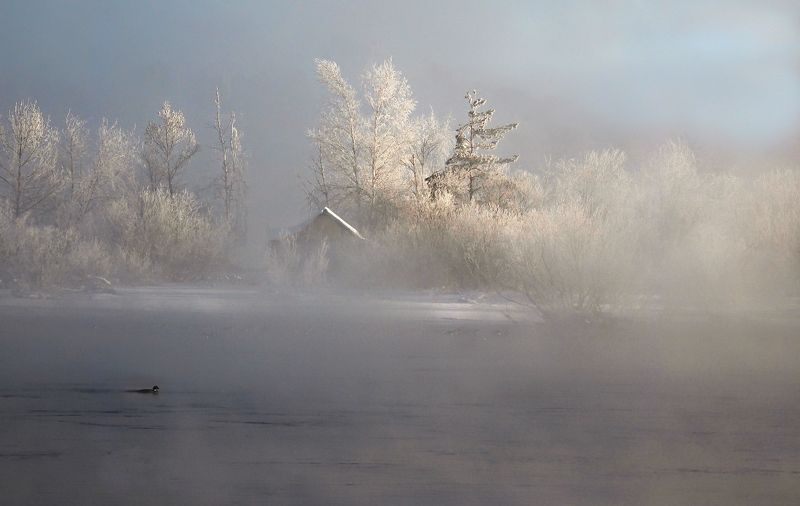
[0,0,797,225]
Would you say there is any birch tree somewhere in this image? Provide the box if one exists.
[57,113,137,227]
[143,101,198,196]
[61,111,89,200]
[308,58,417,225]
[307,59,364,212]
[307,139,332,209]
[361,59,415,223]
[72,120,136,225]
[0,100,62,219]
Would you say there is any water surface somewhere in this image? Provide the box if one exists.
[1,288,798,504]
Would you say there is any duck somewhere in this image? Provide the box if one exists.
[127,385,159,394]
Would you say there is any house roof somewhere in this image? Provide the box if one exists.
[273,207,364,241]
[319,207,364,239]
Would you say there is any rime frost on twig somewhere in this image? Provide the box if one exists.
[142,102,199,196]
[212,88,247,242]
[432,91,519,204]
[0,100,62,219]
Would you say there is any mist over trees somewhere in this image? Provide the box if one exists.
[436,91,519,203]
[212,88,247,242]
[305,62,538,226]
[0,56,798,317]
[0,101,61,219]
[0,95,245,291]
[143,102,199,196]
[307,58,422,227]
[296,58,800,315]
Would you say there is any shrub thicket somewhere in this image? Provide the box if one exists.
[316,142,800,315]
[0,101,234,291]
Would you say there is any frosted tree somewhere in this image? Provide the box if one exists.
[61,111,89,199]
[64,120,136,225]
[212,88,247,240]
[361,58,416,224]
[143,101,199,196]
[403,110,451,202]
[307,59,363,212]
[307,141,331,208]
[432,91,518,203]
[480,169,542,213]
[308,58,418,226]
[0,100,62,219]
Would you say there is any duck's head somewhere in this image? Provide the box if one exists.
[152,385,159,393]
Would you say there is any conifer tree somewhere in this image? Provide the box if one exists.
[438,91,518,202]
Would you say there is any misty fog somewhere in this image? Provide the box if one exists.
[2,289,799,504]
[1,0,799,504]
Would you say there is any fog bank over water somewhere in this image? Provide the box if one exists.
[1,1,799,502]
[1,288,799,504]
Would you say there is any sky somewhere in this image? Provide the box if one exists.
[0,0,797,230]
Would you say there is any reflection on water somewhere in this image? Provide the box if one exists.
[1,288,799,505]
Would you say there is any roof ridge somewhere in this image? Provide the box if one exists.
[321,207,364,239]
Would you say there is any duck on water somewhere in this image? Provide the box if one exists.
[127,385,159,394]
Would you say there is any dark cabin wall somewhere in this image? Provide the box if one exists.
[293,212,363,272]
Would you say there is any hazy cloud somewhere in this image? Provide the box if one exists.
[0,0,796,227]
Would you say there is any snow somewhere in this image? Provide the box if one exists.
[322,206,364,239]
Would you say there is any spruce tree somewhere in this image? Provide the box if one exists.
[438,91,518,202]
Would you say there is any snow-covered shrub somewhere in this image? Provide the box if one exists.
[479,169,544,214]
[506,199,637,315]
[438,204,517,288]
[543,149,631,214]
[2,218,76,288]
[325,141,799,314]
[0,212,118,290]
[0,99,244,290]
[635,141,706,259]
[357,196,457,287]
[64,238,114,282]
[332,194,522,290]
[495,149,639,314]
[106,188,227,280]
[737,169,800,294]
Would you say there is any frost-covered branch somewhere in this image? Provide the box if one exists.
[143,101,199,196]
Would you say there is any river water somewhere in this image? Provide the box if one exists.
[1,288,798,504]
